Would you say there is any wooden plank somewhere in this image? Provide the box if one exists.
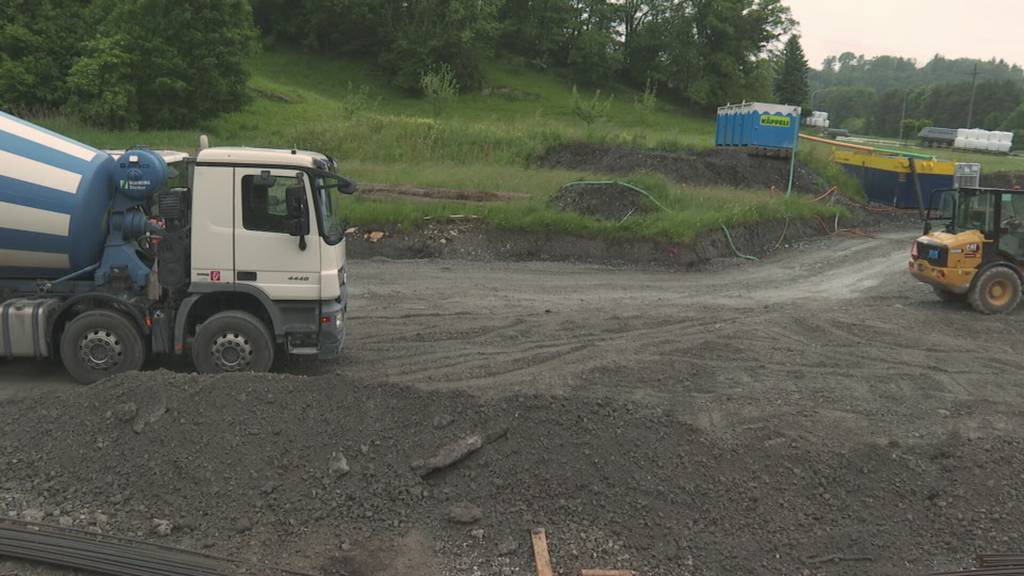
[581,570,636,576]
[531,528,554,576]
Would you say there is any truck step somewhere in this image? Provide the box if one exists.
[287,346,319,356]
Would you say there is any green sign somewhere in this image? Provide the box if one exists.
[760,114,791,128]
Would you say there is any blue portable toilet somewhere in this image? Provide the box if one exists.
[715,106,728,146]
[715,102,801,150]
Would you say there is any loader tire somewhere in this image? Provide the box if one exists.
[969,267,1021,314]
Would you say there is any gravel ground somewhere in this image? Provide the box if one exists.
[4,227,1024,576]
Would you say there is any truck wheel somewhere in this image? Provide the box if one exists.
[60,310,146,385]
[192,311,274,375]
[969,267,1022,314]
[932,286,966,303]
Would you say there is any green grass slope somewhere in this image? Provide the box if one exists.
[35,48,840,242]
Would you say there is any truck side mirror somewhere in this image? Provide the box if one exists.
[284,186,310,249]
[254,170,276,188]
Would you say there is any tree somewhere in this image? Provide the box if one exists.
[0,0,92,113]
[497,0,574,65]
[774,34,808,108]
[686,0,794,106]
[68,0,258,129]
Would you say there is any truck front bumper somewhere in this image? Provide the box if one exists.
[909,259,974,294]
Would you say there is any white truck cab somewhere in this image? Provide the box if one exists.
[178,147,352,371]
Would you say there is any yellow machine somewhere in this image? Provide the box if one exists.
[910,187,1024,314]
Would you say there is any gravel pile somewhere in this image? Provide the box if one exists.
[3,371,1024,575]
[549,182,655,221]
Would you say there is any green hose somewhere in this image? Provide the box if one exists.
[720,224,761,262]
[562,180,759,262]
[562,180,672,213]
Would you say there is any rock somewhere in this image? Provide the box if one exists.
[432,414,455,429]
[21,509,45,523]
[329,452,350,476]
[470,528,485,540]
[412,435,484,477]
[114,403,138,422]
[235,517,252,533]
[497,537,519,556]
[259,481,278,495]
[58,516,73,528]
[447,502,482,525]
[92,512,110,526]
[152,519,173,536]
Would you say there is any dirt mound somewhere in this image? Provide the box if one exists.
[537,143,825,193]
[549,182,654,221]
[982,171,1024,189]
[3,368,1024,575]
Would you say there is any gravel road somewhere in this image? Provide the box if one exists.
[5,226,1024,576]
[337,226,1024,446]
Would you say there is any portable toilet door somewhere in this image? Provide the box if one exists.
[715,107,726,146]
[731,104,744,146]
[749,103,801,149]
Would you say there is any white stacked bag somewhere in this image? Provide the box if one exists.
[954,128,1013,153]
[804,111,830,129]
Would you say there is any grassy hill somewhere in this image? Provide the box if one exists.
[36,48,841,242]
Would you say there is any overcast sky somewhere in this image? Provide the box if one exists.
[785,0,1023,69]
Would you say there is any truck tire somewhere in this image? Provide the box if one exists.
[932,286,966,303]
[192,311,274,375]
[60,310,146,385]
[969,267,1022,314]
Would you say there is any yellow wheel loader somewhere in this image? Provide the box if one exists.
[910,187,1024,314]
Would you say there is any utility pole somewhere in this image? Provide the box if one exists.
[966,62,980,128]
[898,90,910,145]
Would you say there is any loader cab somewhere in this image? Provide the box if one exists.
[912,187,1024,314]
[931,187,1024,263]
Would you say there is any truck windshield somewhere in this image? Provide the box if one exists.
[956,192,996,233]
[314,176,345,246]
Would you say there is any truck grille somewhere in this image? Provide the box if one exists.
[915,241,948,267]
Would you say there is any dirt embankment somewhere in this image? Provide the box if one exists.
[537,143,825,194]
[348,143,915,267]
[346,218,831,269]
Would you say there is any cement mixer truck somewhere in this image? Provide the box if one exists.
[0,111,353,383]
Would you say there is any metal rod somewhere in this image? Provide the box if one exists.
[0,521,318,576]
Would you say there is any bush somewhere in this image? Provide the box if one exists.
[420,64,460,116]
[842,117,867,134]
[66,35,137,128]
[571,86,613,127]
[634,79,658,112]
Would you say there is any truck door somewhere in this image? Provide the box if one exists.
[233,168,320,300]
